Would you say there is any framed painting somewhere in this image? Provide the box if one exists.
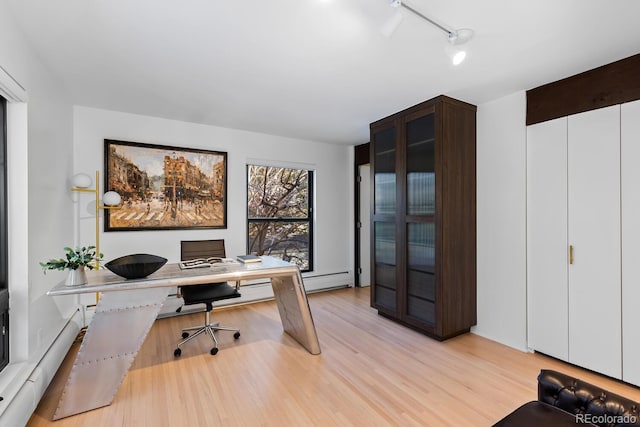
[104,139,227,231]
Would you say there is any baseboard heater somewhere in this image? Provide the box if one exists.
[0,309,81,427]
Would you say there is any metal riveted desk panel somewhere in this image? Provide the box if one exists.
[47,256,321,419]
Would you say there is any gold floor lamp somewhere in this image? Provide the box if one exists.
[72,170,121,303]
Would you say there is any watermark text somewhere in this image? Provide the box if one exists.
[575,413,637,424]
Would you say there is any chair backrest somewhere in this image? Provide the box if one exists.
[180,239,226,261]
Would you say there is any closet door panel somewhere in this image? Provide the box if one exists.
[526,117,569,360]
[567,105,621,378]
[622,99,640,386]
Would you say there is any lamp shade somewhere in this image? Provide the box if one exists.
[102,191,121,206]
[72,173,92,188]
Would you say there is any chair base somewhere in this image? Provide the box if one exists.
[174,309,240,356]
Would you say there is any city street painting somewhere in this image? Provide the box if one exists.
[103,139,227,231]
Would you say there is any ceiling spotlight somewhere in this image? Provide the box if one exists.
[448,28,474,46]
[446,28,473,66]
[388,0,473,65]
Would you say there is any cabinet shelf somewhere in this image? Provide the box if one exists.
[407,138,435,147]
[376,149,396,156]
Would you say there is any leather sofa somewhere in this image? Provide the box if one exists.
[493,369,640,426]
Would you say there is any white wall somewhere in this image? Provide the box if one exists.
[25,66,77,355]
[72,106,353,300]
[0,1,78,424]
[473,91,528,351]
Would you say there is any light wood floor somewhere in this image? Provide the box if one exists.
[27,287,640,426]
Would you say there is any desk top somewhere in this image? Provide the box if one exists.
[47,256,299,296]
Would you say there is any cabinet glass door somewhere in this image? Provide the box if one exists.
[373,127,396,215]
[372,124,398,312]
[406,223,435,324]
[406,114,435,216]
[405,112,436,324]
[374,222,396,310]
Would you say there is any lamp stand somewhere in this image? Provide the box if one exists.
[71,170,120,303]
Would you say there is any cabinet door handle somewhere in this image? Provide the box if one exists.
[569,245,574,265]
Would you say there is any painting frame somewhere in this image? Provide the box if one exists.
[103,139,227,231]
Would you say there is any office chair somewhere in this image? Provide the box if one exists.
[174,239,241,356]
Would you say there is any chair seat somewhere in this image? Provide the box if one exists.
[181,282,241,305]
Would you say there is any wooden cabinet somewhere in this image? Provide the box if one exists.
[370,95,477,340]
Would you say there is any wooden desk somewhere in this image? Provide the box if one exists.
[46,256,321,420]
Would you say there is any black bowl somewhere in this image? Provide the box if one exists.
[104,254,167,279]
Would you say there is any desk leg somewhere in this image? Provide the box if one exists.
[270,272,321,355]
[53,287,169,420]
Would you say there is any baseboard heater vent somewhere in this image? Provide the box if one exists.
[0,310,81,427]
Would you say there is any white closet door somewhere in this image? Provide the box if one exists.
[567,105,621,378]
[527,117,569,360]
[622,99,640,386]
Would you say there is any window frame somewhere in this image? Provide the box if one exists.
[246,164,314,272]
[0,96,8,372]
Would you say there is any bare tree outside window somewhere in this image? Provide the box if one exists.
[247,165,313,271]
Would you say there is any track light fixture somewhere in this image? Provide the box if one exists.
[389,0,473,66]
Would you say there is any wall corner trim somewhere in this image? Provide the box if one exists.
[0,65,27,102]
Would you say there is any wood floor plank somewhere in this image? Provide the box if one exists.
[27,287,640,426]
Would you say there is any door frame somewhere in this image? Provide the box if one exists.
[354,143,370,287]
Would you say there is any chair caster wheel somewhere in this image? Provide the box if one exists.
[233,331,241,339]
[174,348,182,357]
[182,332,189,339]
[210,347,219,356]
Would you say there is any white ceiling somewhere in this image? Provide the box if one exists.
[6,0,640,145]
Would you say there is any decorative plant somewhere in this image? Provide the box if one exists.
[40,246,103,272]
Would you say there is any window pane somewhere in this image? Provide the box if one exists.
[247,164,313,272]
[247,165,309,219]
[0,97,5,289]
[248,220,310,270]
[0,96,8,372]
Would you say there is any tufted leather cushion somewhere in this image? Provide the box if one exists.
[538,370,640,427]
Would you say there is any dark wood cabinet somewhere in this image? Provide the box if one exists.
[370,95,476,340]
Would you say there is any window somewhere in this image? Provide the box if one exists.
[247,165,313,271]
[0,96,8,372]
